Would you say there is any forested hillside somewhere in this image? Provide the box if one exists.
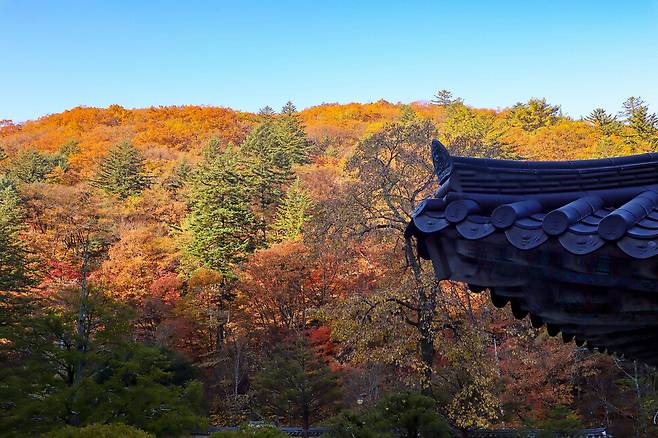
[2,93,658,437]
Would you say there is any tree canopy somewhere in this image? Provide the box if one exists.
[1,97,658,436]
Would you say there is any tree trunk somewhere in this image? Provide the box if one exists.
[302,405,310,438]
[215,293,226,352]
[405,237,437,395]
[72,255,90,426]
[233,342,241,396]
[75,258,90,381]
[633,361,644,438]
[418,310,436,396]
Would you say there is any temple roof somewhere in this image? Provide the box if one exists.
[407,140,658,366]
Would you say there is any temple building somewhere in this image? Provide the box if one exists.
[406,140,658,366]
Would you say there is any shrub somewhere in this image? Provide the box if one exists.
[325,391,450,438]
[44,423,154,437]
[210,424,289,437]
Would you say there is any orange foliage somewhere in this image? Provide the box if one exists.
[0,105,254,180]
[100,224,177,303]
[505,120,600,160]
[300,100,446,156]
[237,239,375,335]
[2,101,603,176]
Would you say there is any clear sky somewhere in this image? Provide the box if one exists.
[1,0,657,122]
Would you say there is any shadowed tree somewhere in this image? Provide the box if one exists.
[20,184,116,397]
[327,391,450,438]
[253,336,342,437]
[0,293,205,436]
[0,182,31,292]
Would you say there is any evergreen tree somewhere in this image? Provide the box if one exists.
[184,144,257,277]
[205,137,223,157]
[509,98,560,131]
[399,104,417,122]
[271,178,312,241]
[327,392,450,438]
[258,106,276,117]
[586,108,617,128]
[620,96,646,120]
[45,423,154,438]
[281,100,297,116]
[8,149,57,183]
[241,107,312,240]
[54,139,80,172]
[618,97,658,151]
[627,104,658,144]
[5,143,78,185]
[253,336,342,435]
[442,102,513,158]
[163,159,192,193]
[277,102,313,166]
[242,120,292,210]
[431,89,461,106]
[0,296,205,436]
[586,108,623,138]
[0,182,31,292]
[92,141,151,199]
[58,139,80,158]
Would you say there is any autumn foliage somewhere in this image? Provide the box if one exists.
[2,95,658,436]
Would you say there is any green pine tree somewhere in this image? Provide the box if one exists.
[58,139,80,158]
[270,179,312,241]
[242,120,292,210]
[281,100,297,116]
[163,159,192,193]
[586,108,619,131]
[627,105,658,147]
[327,392,450,438]
[53,139,80,173]
[278,101,313,165]
[509,98,560,131]
[7,149,57,183]
[241,103,313,239]
[253,336,342,434]
[0,287,204,437]
[44,423,155,438]
[431,89,461,106]
[184,144,258,277]
[92,141,151,199]
[0,182,31,292]
[615,97,658,152]
[620,96,646,120]
[258,105,276,117]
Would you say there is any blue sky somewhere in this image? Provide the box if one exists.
[1,0,657,122]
